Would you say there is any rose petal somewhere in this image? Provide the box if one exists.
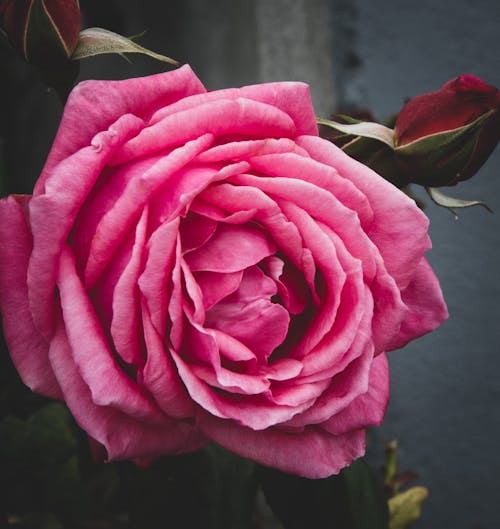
[0,196,61,398]
[111,98,298,166]
[49,318,206,460]
[57,247,164,425]
[387,258,449,350]
[250,152,373,226]
[140,307,195,418]
[195,138,309,163]
[179,212,218,253]
[298,136,432,290]
[197,412,365,478]
[194,270,244,310]
[321,353,389,435]
[84,134,214,288]
[149,81,318,136]
[139,218,179,339]
[36,65,206,194]
[184,223,276,273]
[110,206,148,365]
[28,114,144,339]
[205,266,290,360]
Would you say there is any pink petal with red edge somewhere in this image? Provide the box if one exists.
[140,306,195,418]
[57,247,165,425]
[0,196,61,398]
[149,81,317,136]
[297,136,432,290]
[321,353,389,435]
[110,207,148,366]
[139,218,179,338]
[111,98,297,166]
[184,223,276,273]
[28,114,144,339]
[84,134,214,288]
[197,412,365,478]
[49,318,207,460]
[387,258,448,350]
[36,65,206,194]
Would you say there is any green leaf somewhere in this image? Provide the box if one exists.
[426,186,492,218]
[259,458,389,529]
[343,459,389,529]
[121,446,258,529]
[388,486,428,529]
[72,27,180,65]
[208,445,258,529]
[317,118,395,148]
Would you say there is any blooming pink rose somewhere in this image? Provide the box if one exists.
[0,66,448,478]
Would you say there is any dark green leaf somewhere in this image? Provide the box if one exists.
[343,459,389,529]
[259,458,389,529]
[208,445,258,529]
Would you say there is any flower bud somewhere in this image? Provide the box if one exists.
[394,75,500,186]
[1,0,81,63]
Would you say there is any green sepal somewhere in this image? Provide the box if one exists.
[317,117,395,148]
[394,111,493,186]
[72,27,179,65]
[426,186,492,218]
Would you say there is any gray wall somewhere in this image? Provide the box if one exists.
[3,1,499,527]
[345,2,500,528]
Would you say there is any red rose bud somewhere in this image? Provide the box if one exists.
[1,0,81,63]
[394,75,500,186]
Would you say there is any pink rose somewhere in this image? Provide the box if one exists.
[0,66,448,478]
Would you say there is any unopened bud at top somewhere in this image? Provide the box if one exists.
[1,0,81,63]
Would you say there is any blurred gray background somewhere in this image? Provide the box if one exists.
[2,1,499,527]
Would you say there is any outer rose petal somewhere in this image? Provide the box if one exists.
[49,319,206,460]
[387,258,449,350]
[197,411,366,478]
[321,353,389,435]
[0,196,61,398]
[28,114,145,339]
[297,136,432,290]
[36,65,206,194]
